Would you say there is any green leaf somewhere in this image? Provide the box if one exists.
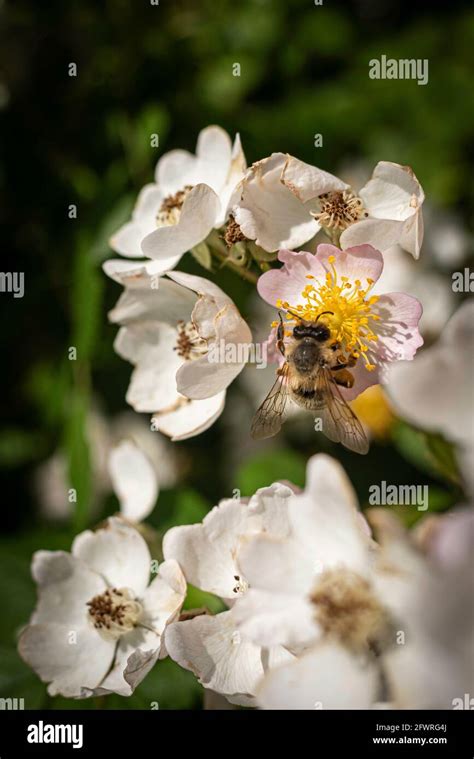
[184,585,225,615]
[158,489,210,533]
[236,449,307,495]
[392,421,461,486]
[248,241,278,262]
[190,242,213,270]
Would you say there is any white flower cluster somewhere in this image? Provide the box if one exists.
[101,126,430,444]
[20,126,473,708]
[20,450,473,707]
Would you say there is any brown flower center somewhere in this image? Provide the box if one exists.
[224,215,246,247]
[87,587,143,641]
[174,320,208,360]
[313,190,368,232]
[310,568,390,651]
[156,185,194,227]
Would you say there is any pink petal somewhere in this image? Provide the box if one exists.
[257,249,326,308]
[338,361,380,402]
[372,292,424,363]
[315,243,384,285]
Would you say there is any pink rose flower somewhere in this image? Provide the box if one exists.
[257,243,423,401]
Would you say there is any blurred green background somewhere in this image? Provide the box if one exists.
[0,0,473,709]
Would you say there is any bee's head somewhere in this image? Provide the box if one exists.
[293,322,331,342]
[288,310,333,343]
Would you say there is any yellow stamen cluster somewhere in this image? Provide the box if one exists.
[275,256,381,371]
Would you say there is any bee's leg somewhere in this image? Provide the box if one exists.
[332,369,355,389]
[276,312,286,357]
[330,352,358,371]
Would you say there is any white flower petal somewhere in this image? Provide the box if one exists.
[141,184,220,261]
[114,322,183,413]
[163,498,251,599]
[108,440,159,522]
[166,270,231,306]
[399,208,423,258]
[109,277,196,326]
[234,153,319,252]
[340,217,405,253]
[359,161,424,221]
[195,125,233,193]
[152,391,226,441]
[91,561,186,697]
[18,623,115,698]
[141,559,187,630]
[233,587,319,650]
[176,303,252,399]
[90,627,161,697]
[155,149,197,195]
[72,517,151,597]
[110,184,164,258]
[386,301,474,447]
[217,132,247,225]
[165,611,265,699]
[289,454,373,576]
[383,639,472,710]
[246,481,294,537]
[281,155,349,203]
[257,642,379,709]
[30,551,106,627]
[103,258,179,285]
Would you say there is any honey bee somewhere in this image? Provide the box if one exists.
[251,312,369,454]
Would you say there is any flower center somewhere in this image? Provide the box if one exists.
[310,568,390,652]
[174,320,208,360]
[156,185,194,228]
[313,190,368,232]
[224,215,245,248]
[87,587,143,641]
[232,574,248,595]
[276,255,380,371]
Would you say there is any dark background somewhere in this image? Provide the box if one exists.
[0,0,472,709]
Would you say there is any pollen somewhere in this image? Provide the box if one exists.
[156,185,193,228]
[280,257,381,371]
[312,190,368,232]
[310,568,391,652]
[87,587,143,641]
[174,320,208,361]
[224,215,246,247]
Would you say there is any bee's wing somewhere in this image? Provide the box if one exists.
[315,370,369,455]
[251,365,290,440]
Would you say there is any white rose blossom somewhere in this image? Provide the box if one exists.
[105,265,252,440]
[109,125,246,272]
[162,483,296,705]
[233,454,377,652]
[234,153,424,257]
[229,455,473,709]
[19,517,186,698]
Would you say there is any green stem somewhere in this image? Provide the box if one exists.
[212,246,259,284]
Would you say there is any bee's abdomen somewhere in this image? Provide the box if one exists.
[294,387,316,399]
